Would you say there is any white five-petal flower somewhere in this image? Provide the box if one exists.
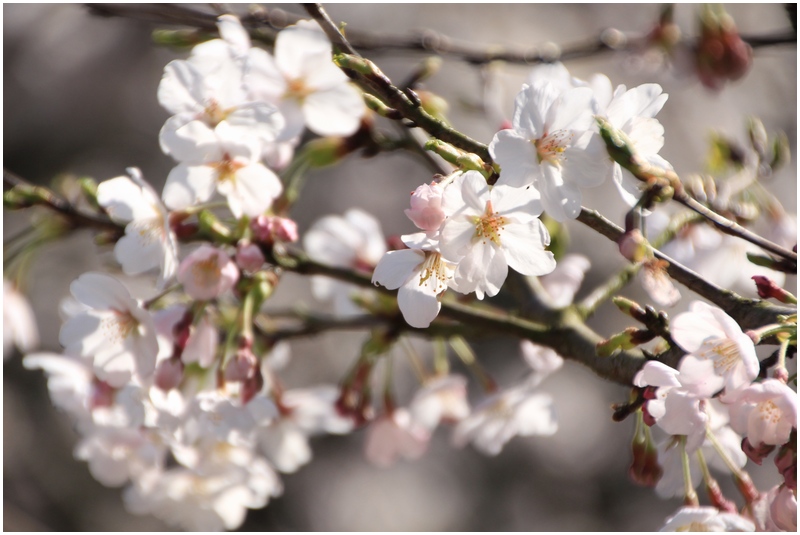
[439,171,556,299]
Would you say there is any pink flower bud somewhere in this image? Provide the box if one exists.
[154,357,184,391]
[251,215,299,244]
[404,183,445,232]
[618,229,648,262]
[225,346,258,383]
[235,242,266,273]
[177,245,239,301]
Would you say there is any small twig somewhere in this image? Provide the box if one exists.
[673,190,797,266]
[576,208,794,330]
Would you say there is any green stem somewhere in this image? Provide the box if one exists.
[680,437,699,506]
[449,336,496,392]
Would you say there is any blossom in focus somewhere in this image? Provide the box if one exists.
[727,379,797,447]
[177,245,239,301]
[59,273,158,388]
[364,409,430,467]
[489,81,607,221]
[245,20,365,139]
[96,168,179,288]
[452,383,557,456]
[659,506,755,532]
[670,301,759,393]
[158,16,284,158]
[3,279,38,355]
[304,208,386,315]
[371,235,456,328]
[161,123,283,218]
[439,171,556,299]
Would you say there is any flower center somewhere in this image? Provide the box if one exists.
[191,255,222,289]
[534,129,573,166]
[101,309,140,345]
[757,400,781,424]
[214,154,245,183]
[472,200,507,245]
[699,339,740,373]
[204,99,230,127]
[285,78,313,102]
[417,252,451,294]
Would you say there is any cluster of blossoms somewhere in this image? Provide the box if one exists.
[19,16,370,530]
[6,7,796,533]
[634,301,796,531]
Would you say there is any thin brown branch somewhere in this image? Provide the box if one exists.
[576,208,795,330]
[86,4,796,65]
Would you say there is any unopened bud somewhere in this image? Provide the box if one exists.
[629,423,661,487]
[597,327,647,357]
[225,346,259,383]
[613,296,648,322]
[154,357,184,391]
[752,276,797,304]
[770,132,791,170]
[619,229,649,263]
[251,215,299,244]
[775,438,797,491]
[235,242,266,273]
[363,94,403,120]
[747,117,769,157]
[418,90,449,121]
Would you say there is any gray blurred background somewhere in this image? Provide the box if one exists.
[4,3,796,531]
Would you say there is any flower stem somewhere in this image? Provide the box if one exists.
[680,437,699,506]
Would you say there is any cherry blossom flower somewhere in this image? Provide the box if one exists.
[452,383,557,456]
[659,506,755,532]
[439,171,556,299]
[364,408,430,467]
[520,340,564,387]
[670,301,759,393]
[727,379,797,447]
[245,20,365,139]
[161,123,283,218]
[158,16,283,159]
[3,279,38,355]
[304,208,386,315]
[59,273,158,388]
[371,237,456,328]
[634,357,723,451]
[177,245,239,301]
[96,168,178,288]
[489,81,607,221]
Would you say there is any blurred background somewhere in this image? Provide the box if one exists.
[4,3,796,531]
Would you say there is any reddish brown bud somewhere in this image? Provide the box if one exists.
[741,437,776,465]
